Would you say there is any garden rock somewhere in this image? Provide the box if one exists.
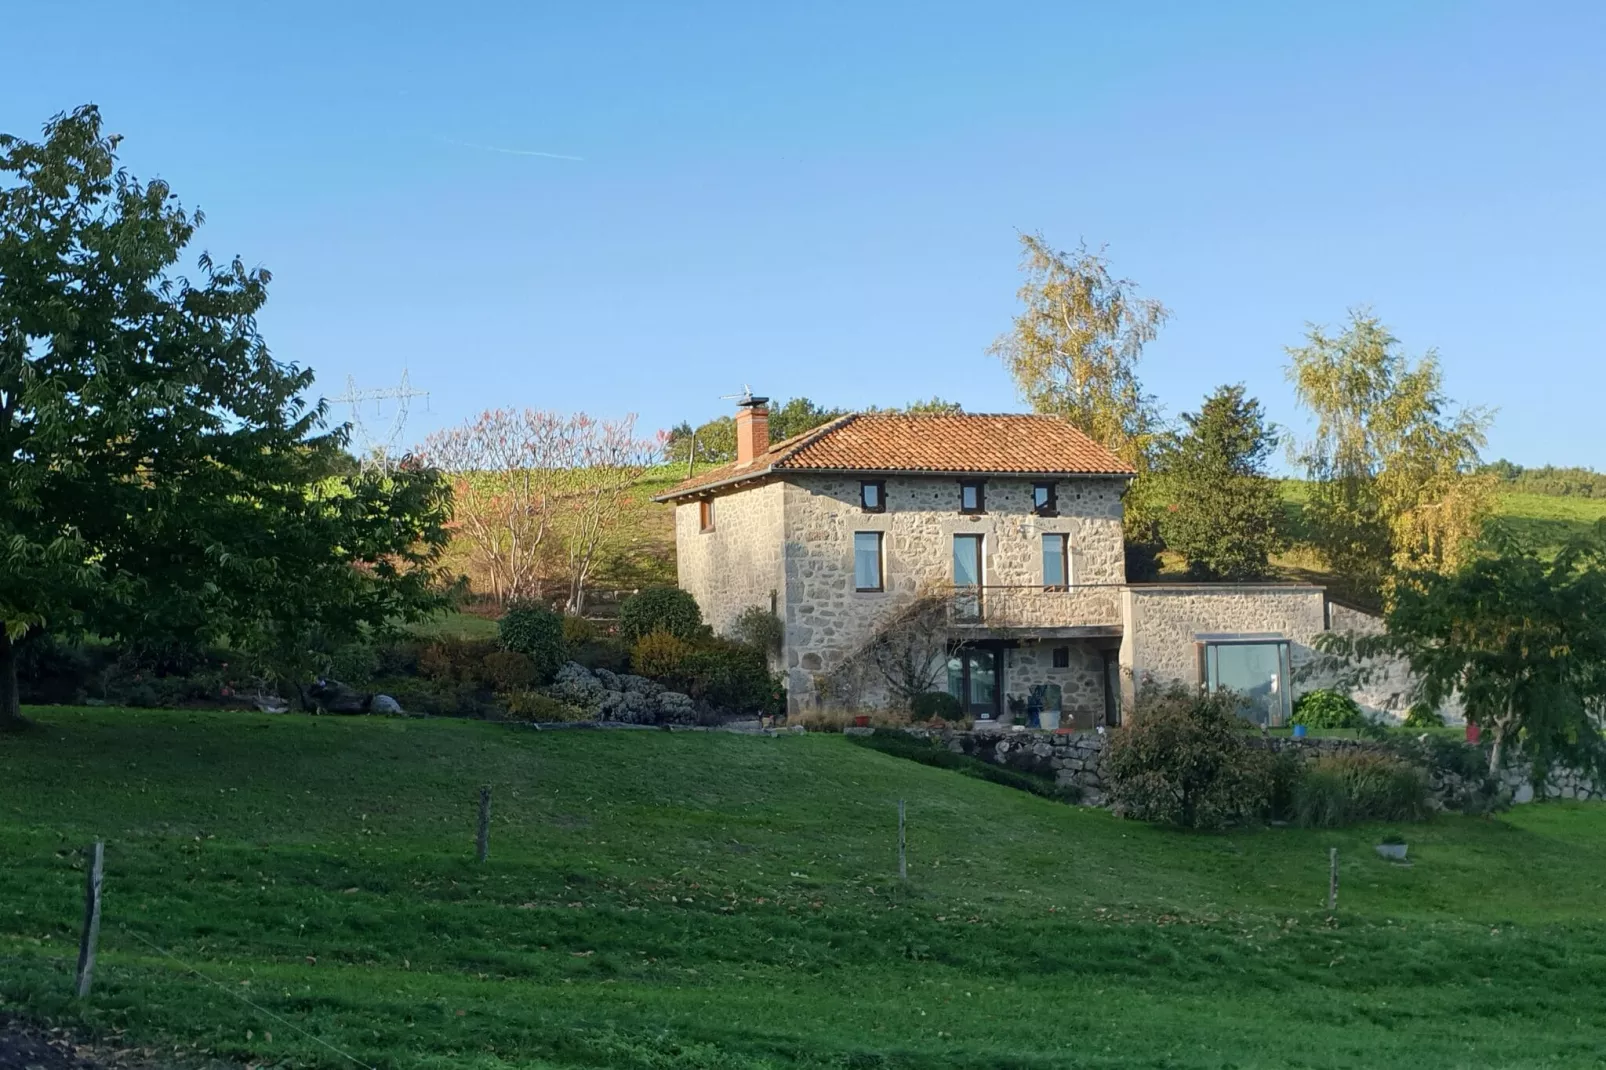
[371,694,403,715]
[308,678,368,714]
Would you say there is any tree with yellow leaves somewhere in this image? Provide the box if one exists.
[1286,311,1494,600]
[991,233,1170,573]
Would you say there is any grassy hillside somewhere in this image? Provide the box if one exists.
[5,709,1606,1068]
[1260,484,1606,599]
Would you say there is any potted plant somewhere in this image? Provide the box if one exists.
[1375,834,1409,862]
[852,713,870,728]
[1005,694,1027,730]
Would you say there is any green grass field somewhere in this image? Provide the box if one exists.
[4,709,1606,1068]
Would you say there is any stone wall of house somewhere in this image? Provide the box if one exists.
[1311,602,1463,721]
[1120,589,1461,723]
[1006,640,1109,729]
[1120,585,1328,693]
[780,474,1126,710]
[673,481,786,639]
[912,728,1599,808]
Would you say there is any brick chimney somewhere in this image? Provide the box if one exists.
[735,394,770,466]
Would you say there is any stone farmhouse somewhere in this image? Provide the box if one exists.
[655,396,1393,725]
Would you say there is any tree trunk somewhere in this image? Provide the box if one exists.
[1487,702,1515,776]
[0,624,26,731]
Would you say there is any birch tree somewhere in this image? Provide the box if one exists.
[990,233,1170,562]
[1286,311,1494,597]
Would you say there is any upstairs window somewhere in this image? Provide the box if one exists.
[1033,482,1058,516]
[860,480,886,513]
[854,531,885,592]
[1043,533,1070,590]
[959,481,986,515]
[699,499,715,533]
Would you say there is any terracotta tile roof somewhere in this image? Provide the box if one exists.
[655,413,1134,500]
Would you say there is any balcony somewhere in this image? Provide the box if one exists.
[942,584,1122,638]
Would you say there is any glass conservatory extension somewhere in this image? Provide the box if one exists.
[1199,636,1293,727]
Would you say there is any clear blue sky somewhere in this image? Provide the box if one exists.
[7,1,1605,467]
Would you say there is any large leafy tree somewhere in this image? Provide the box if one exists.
[0,106,451,726]
[990,232,1170,568]
[1286,311,1494,598]
[1328,524,1606,779]
[1153,385,1285,580]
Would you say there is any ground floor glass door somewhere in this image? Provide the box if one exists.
[947,647,1000,719]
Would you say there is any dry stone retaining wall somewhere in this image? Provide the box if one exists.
[895,727,1600,809]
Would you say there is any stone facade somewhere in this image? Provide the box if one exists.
[673,480,786,638]
[672,464,1430,722]
[1118,587,1460,723]
[1006,640,1110,729]
[1120,584,1330,694]
[778,474,1126,711]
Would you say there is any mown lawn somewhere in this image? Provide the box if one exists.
[3,709,1606,1068]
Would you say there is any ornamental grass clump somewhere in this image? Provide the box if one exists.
[1293,751,1430,828]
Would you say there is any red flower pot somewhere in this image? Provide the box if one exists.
[853,714,870,727]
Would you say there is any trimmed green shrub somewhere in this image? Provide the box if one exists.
[731,605,783,655]
[1104,683,1273,829]
[674,640,784,716]
[498,601,566,683]
[1292,689,1367,730]
[481,650,537,690]
[1293,751,1430,828]
[561,615,599,646]
[418,638,499,684]
[570,637,630,674]
[632,630,696,680]
[1403,702,1445,729]
[618,587,704,643]
[849,729,1080,803]
[911,691,963,723]
[327,641,379,687]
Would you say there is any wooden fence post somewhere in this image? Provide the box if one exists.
[1328,847,1339,912]
[898,799,907,881]
[75,840,104,998]
[477,787,491,863]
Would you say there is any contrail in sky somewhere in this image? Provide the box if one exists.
[442,137,583,161]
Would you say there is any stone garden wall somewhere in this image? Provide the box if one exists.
[898,727,1601,809]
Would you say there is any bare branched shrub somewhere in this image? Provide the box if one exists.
[421,410,661,608]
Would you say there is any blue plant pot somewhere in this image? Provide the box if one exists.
[1292,724,1308,739]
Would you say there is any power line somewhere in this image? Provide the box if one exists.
[330,370,429,470]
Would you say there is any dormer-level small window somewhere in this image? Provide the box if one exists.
[1033,482,1058,516]
[699,499,715,533]
[860,480,886,513]
[959,481,986,515]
